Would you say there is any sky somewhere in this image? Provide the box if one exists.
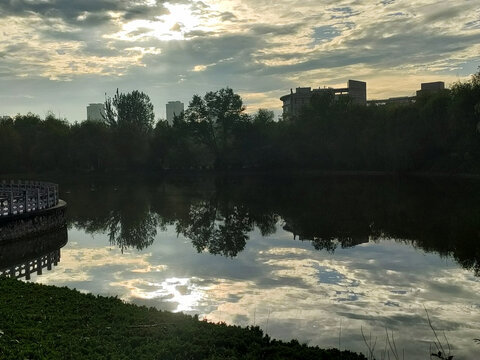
[0,0,479,122]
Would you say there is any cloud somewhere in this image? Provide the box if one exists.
[0,0,168,26]
[249,23,302,36]
[0,0,479,120]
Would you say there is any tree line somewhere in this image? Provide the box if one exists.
[1,70,479,174]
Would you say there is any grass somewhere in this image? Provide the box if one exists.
[0,278,366,359]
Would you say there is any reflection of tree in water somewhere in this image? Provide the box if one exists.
[106,210,159,253]
[254,213,278,237]
[66,185,159,252]
[65,177,480,273]
[176,200,254,257]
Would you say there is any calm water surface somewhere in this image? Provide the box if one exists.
[12,176,480,359]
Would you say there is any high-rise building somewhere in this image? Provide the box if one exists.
[347,80,367,105]
[166,101,184,124]
[86,103,105,122]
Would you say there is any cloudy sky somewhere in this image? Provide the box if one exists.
[0,0,479,121]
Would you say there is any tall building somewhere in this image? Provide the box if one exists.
[166,101,184,124]
[86,103,105,122]
[280,80,367,118]
[347,80,367,105]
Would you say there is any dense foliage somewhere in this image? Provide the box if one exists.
[0,278,366,359]
[1,72,479,173]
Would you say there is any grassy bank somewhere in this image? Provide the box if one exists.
[0,278,365,359]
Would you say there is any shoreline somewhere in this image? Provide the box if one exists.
[3,168,480,183]
[0,278,366,360]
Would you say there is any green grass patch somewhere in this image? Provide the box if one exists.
[0,278,366,359]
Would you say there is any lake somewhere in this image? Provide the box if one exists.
[8,175,480,359]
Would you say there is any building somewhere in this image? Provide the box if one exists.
[347,80,367,104]
[367,81,446,106]
[367,96,416,106]
[166,101,184,124]
[86,103,105,122]
[280,80,367,118]
[416,81,445,97]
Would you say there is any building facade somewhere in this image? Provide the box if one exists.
[166,101,184,124]
[280,80,367,118]
[416,81,445,97]
[86,103,105,122]
[368,81,446,106]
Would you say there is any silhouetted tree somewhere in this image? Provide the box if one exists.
[0,117,20,172]
[3,71,480,175]
[185,88,247,168]
[253,109,274,126]
[70,120,112,171]
[103,89,155,169]
[103,89,154,131]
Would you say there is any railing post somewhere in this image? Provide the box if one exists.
[2,180,61,215]
[9,191,13,215]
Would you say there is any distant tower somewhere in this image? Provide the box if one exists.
[166,101,184,124]
[86,103,105,122]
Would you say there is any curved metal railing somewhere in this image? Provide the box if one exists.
[0,180,59,218]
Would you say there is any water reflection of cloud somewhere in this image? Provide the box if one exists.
[34,228,480,360]
[111,277,208,313]
[204,242,480,359]
[35,245,168,292]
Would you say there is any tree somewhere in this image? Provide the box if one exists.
[35,113,71,171]
[150,120,172,169]
[70,120,112,171]
[253,109,274,126]
[103,89,155,169]
[0,117,20,171]
[103,89,154,132]
[185,88,246,168]
[13,113,42,170]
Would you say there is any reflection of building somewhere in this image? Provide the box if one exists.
[166,101,184,124]
[87,103,105,121]
[280,80,367,118]
[282,221,369,251]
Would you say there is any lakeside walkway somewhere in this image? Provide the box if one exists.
[0,180,66,243]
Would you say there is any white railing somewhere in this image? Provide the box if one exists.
[0,180,59,217]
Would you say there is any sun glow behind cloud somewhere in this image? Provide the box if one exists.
[0,0,479,119]
[112,2,205,41]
